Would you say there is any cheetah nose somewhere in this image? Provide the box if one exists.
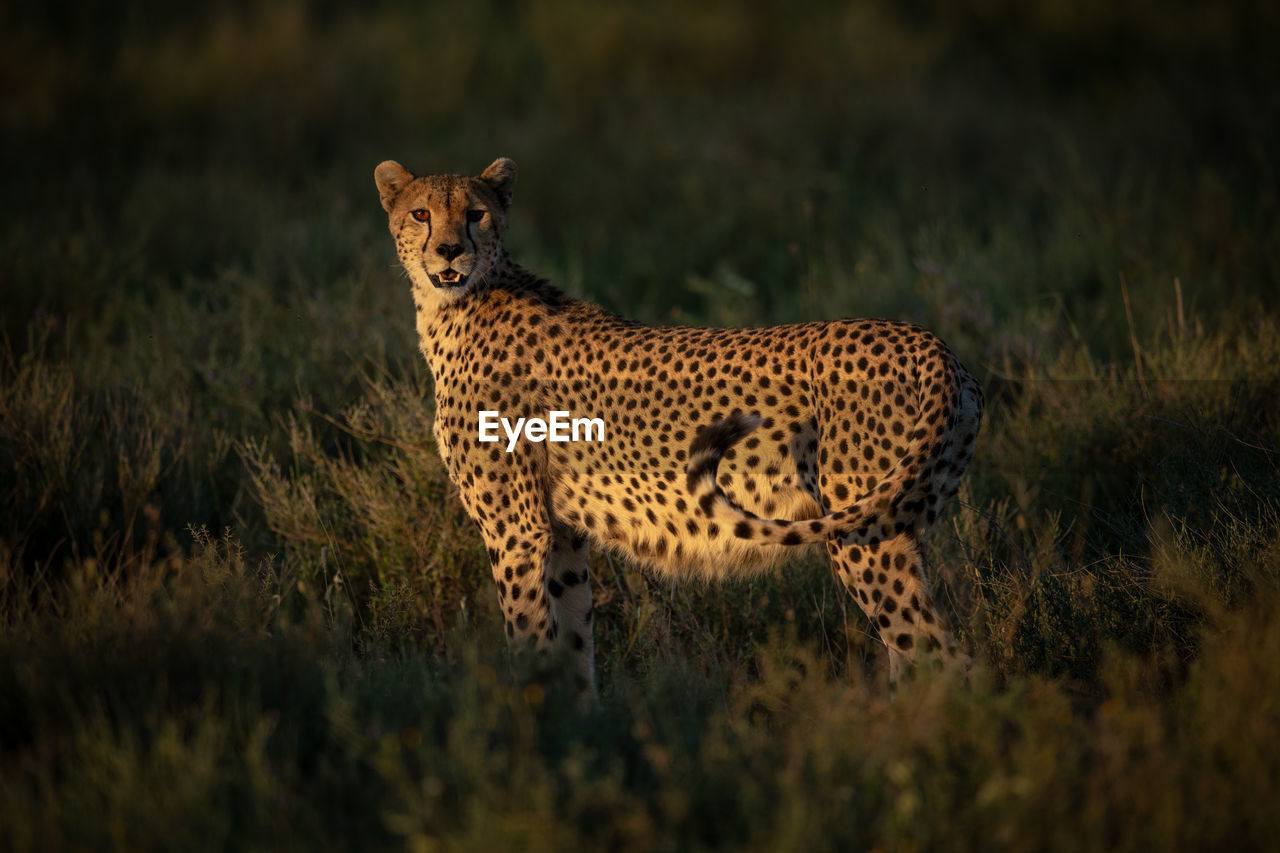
[436,243,464,261]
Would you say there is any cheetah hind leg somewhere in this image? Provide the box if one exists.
[826,531,969,684]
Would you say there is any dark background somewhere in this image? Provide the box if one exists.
[3,2,1279,848]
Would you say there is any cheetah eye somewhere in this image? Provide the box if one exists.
[411,209,429,222]
[466,209,486,223]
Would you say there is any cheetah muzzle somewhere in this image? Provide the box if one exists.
[431,269,464,288]
[375,156,985,704]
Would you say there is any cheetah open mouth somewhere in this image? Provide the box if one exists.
[429,269,467,288]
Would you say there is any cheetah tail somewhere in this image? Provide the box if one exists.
[685,412,763,500]
[685,383,953,548]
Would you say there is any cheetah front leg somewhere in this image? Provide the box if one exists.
[475,508,597,707]
[547,523,597,707]
[481,521,556,658]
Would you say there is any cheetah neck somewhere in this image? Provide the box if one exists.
[412,252,592,379]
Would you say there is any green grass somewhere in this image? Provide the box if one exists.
[3,0,1279,849]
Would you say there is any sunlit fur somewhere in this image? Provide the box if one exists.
[376,157,983,696]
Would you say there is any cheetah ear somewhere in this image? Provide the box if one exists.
[374,160,414,213]
[479,157,517,209]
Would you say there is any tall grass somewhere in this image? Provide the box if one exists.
[3,0,1279,848]
[4,501,1279,850]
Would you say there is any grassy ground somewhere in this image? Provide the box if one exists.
[3,1,1279,849]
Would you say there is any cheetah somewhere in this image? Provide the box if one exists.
[374,157,984,699]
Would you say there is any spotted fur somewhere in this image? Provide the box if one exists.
[375,157,984,698]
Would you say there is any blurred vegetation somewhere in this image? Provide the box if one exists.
[2,0,1279,849]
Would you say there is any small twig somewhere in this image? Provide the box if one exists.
[1173,277,1186,338]
[1120,272,1149,398]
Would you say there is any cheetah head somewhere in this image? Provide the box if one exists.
[374,157,516,298]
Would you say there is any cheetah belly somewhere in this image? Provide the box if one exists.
[546,420,823,580]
